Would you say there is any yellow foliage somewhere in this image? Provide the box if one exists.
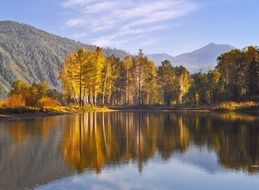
[4,94,26,108]
[215,101,257,110]
[37,97,60,109]
[0,99,5,107]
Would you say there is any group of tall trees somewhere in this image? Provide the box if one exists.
[186,46,259,104]
[60,48,160,106]
[59,46,259,106]
[158,60,192,105]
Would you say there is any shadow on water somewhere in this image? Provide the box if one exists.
[0,111,258,189]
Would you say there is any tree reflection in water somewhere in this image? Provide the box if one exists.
[61,112,259,174]
[0,112,258,190]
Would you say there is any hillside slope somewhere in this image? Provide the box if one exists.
[0,21,128,97]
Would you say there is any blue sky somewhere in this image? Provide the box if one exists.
[0,0,258,55]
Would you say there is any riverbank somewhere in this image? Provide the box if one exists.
[0,107,71,120]
[0,101,258,120]
[108,102,259,113]
[0,106,111,120]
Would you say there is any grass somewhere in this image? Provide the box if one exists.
[211,101,259,112]
[109,104,162,110]
[0,105,111,115]
[0,102,258,115]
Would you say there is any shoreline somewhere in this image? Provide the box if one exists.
[0,109,259,122]
[0,111,72,121]
[0,102,259,121]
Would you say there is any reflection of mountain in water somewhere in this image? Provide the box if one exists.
[0,112,258,189]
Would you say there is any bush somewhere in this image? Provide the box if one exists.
[214,101,258,110]
[3,94,26,108]
[0,99,5,108]
[37,97,60,109]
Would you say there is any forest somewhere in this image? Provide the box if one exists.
[1,46,259,109]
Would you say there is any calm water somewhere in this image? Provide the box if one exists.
[0,112,259,190]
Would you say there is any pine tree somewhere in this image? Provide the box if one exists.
[247,57,259,97]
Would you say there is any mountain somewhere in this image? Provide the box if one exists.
[0,21,128,98]
[147,43,234,73]
[0,21,235,98]
[146,53,174,66]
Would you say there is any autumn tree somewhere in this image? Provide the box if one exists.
[132,49,158,105]
[123,56,134,104]
[60,47,105,106]
[175,66,192,104]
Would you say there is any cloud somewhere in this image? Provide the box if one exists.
[66,18,85,27]
[91,25,167,47]
[62,0,197,48]
[63,0,96,7]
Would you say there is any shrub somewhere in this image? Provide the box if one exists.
[0,99,5,107]
[214,101,257,110]
[37,97,61,109]
[3,94,26,108]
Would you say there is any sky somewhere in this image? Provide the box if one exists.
[0,0,258,55]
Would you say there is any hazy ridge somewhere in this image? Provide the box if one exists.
[147,43,234,73]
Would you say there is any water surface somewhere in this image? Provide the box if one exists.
[0,112,259,190]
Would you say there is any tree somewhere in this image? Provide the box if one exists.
[217,49,243,100]
[247,57,259,97]
[60,47,106,106]
[175,66,192,104]
[123,56,134,104]
[59,50,81,104]
[158,60,177,105]
[132,49,158,105]
[216,46,259,101]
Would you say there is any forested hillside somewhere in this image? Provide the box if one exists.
[0,21,128,97]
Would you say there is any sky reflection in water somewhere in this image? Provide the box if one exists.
[0,112,258,190]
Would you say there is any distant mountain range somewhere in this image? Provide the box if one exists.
[0,21,128,97]
[147,43,234,73]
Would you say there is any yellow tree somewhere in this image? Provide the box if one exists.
[87,47,106,105]
[123,56,134,104]
[60,48,89,105]
[176,66,192,104]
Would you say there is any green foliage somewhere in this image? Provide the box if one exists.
[59,46,259,107]
[158,61,192,105]
[158,60,177,105]
[185,46,259,105]
[1,21,257,107]
[0,21,128,98]
[216,46,259,101]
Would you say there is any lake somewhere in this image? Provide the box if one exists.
[0,111,259,190]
